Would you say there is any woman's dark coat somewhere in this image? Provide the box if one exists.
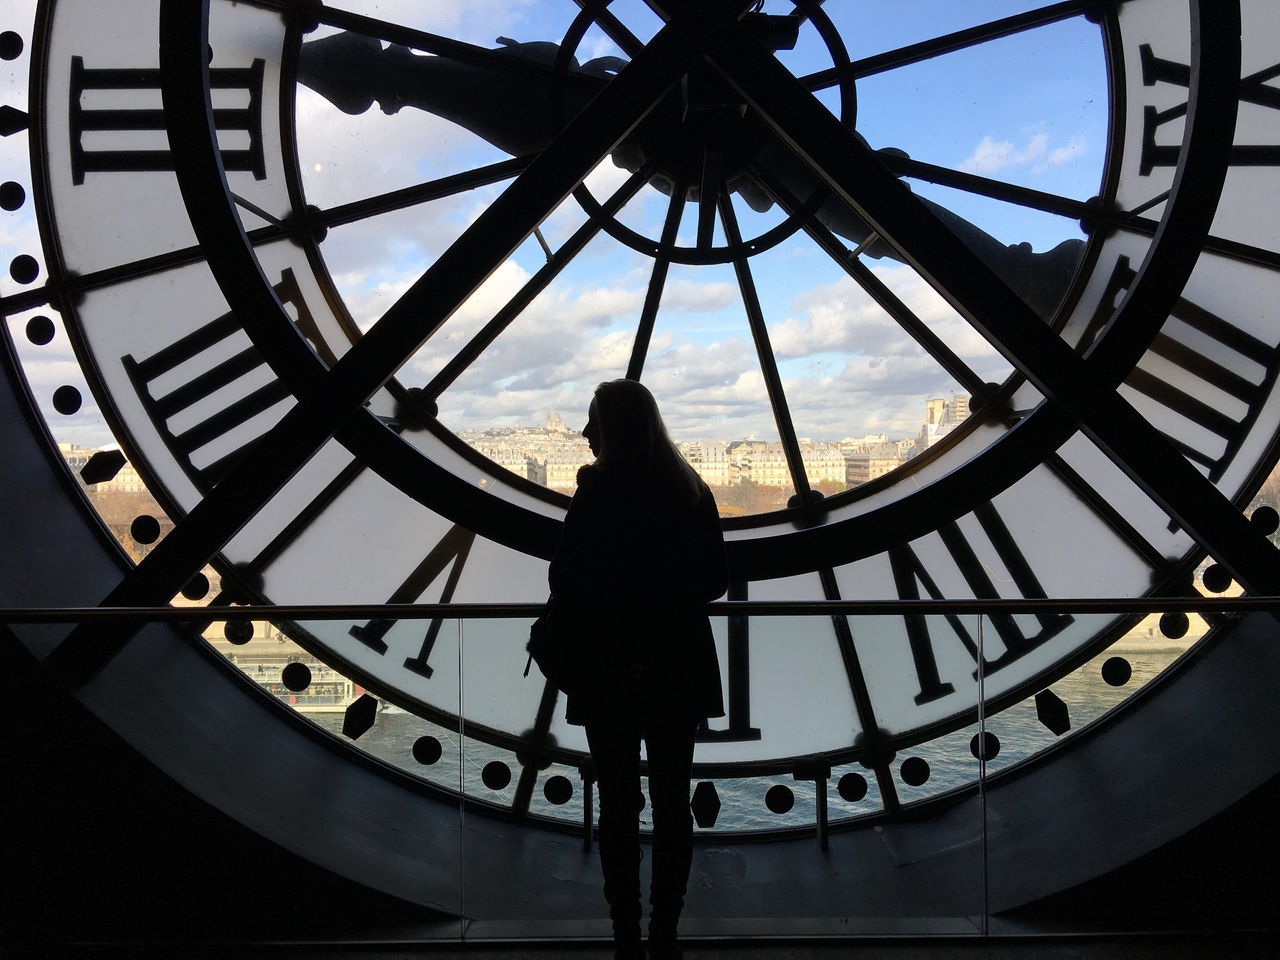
[549,462,728,726]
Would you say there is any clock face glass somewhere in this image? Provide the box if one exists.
[4,0,1279,842]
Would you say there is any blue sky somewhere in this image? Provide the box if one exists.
[3,0,1109,448]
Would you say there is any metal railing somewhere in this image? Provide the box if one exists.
[3,594,1280,622]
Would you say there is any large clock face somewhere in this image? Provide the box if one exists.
[5,0,1280,832]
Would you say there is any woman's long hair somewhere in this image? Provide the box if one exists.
[589,379,703,505]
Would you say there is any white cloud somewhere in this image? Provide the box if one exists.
[1043,138,1086,170]
[661,278,737,313]
[959,131,1087,176]
[338,275,417,332]
[960,132,1040,174]
[769,267,1000,362]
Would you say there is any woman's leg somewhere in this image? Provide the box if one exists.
[585,720,645,953]
[643,713,699,953]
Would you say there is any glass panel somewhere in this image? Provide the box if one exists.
[831,454,1162,740]
[429,228,633,439]
[258,473,549,726]
[319,197,517,334]
[903,182,1090,322]
[978,598,1224,934]
[463,610,984,934]
[980,623,1203,781]
[201,614,466,940]
[713,233,1000,490]
[294,52,512,210]
[207,615,468,791]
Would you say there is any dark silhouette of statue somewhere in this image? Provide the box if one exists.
[296,30,1084,319]
[549,379,727,959]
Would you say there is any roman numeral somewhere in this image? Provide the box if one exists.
[1090,258,1280,481]
[698,580,761,742]
[889,502,1072,706]
[69,56,267,184]
[348,524,476,679]
[122,269,317,492]
[1138,43,1280,175]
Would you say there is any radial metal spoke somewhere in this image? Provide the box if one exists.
[423,166,653,401]
[1,161,535,311]
[800,0,1099,91]
[884,154,1094,221]
[0,224,284,315]
[627,186,685,381]
[718,192,811,499]
[315,155,534,230]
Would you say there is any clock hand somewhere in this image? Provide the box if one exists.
[298,27,1081,316]
[296,32,613,158]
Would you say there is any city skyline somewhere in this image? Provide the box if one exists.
[57,393,971,527]
[57,391,971,491]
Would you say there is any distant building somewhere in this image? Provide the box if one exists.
[728,440,846,488]
[916,394,970,452]
[453,407,943,495]
[734,442,789,486]
[801,443,847,487]
[545,448,594,491]
[681,441,736,487]
[844,442,907,486]
[476,445,546,485]
[840,434,888,454]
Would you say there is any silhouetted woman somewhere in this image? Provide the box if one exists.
[550,379,727,960]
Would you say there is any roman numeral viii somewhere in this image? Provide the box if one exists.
[1138,43,1280,174]
[122,269,319,492]
[69,56,267,184]
[889,501,1072,706]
